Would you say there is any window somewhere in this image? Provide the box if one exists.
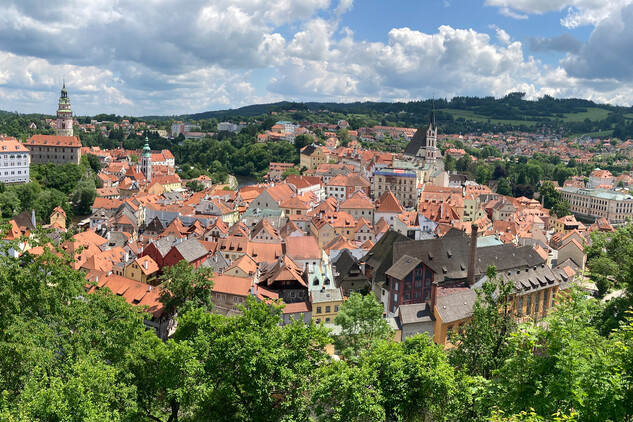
[334,305,339,312]
[526,295,532,315]
[447,325,454,341]
[534,293,540,315]
[517,296,523,316]
[325,317,330,323]
[316,318,321,324]
[325,306,331,313]
[543,290,549,311]
[316,306,322,314]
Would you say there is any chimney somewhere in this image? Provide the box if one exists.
[467,223,479,286]
[144,260,148,270]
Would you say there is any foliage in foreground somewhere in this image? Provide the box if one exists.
[1,229,633,421]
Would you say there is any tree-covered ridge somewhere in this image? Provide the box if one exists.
[1,225,633,421]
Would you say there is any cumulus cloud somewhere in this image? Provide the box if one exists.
[486,0,633,27]
[562,3,633,80]
[2,0,633,114]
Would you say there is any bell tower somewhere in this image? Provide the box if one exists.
[425,108,437,163]
[56,80,74,137]
[139,136,152,182]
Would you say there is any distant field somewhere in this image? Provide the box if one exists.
[560,107,611,122]
[440,108,538,127]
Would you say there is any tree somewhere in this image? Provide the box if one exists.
[185,180,205,192]
[444,154,457,172]
[367,335,462,421]
[281,167,300,179]
[497,178,512,196]
[167,299,331,421]
[334,293,393,358]
[71,179,97,215]
[0,190,19,218]
[33,188,72,226]
[494,290,626,421]
[539,180,560,209]
[449,266,516,379]
[158,260,215,313]
[84,153,103,173]
[476,165,492,185]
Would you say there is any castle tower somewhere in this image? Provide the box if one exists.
[425,109,437,163]
[140,136,152,182]
[56,81,74,137]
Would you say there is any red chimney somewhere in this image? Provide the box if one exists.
[467,223,479,286]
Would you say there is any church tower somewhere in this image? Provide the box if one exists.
[56,81,74,137]
[140,136,152,182]
[425,109,437,163]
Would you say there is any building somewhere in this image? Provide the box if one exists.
[403,110,438,164]
[560,187,633,224]
[56,81,74,137]
[25,134,82,165]
[311,287,344,324]
[139,137,152,182]
[373,169,417,208]
[300,144,328,170]
[0,136,30,184]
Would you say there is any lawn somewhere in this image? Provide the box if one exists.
[440,108,538,127]
[560,107,611,122]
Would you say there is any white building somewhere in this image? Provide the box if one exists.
[0,136,30,184]
[218,122,246,133]
[560,187,633,224]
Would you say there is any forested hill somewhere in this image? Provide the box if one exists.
[179,93,633,124]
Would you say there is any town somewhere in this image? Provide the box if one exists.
[2,84,632,421]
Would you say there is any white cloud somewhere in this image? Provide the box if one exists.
[2,0,633,115]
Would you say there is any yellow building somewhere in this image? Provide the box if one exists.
[124,255,160,285]
[554,215,585,235]
[300,144,328,170]
[432,289,476,347]
[49,206,67,230]
[311,287,344,324]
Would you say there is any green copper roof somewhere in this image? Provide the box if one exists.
[142,136,151,158]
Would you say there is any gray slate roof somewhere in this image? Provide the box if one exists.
[398,303,434,324]
[361,230,412,285]
[404,125,428,157]
[385,255,422,280]
[175,238,208,262]
[390,234,546,283]
[435,289,477,323]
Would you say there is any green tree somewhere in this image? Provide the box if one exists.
[0,190,19,218]
[281,167,300,179]
[494,290,625,421]
[84,153,103,173]
[367,335,461,421]
[449,266,516,379]
[170,299,331,421]
[158,260,215,313]
[539,180,560,209]
[444,154,457,172]
[334,292,393,358]
[497,178,512,196]
[71,179,97,215]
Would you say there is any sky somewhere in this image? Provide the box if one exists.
[1,0,633,116]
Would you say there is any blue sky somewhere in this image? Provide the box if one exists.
[0,0,631,115]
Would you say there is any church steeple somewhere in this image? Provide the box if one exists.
[139,136,152,182]
[56,80,73,137]
[425,102,437,163]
